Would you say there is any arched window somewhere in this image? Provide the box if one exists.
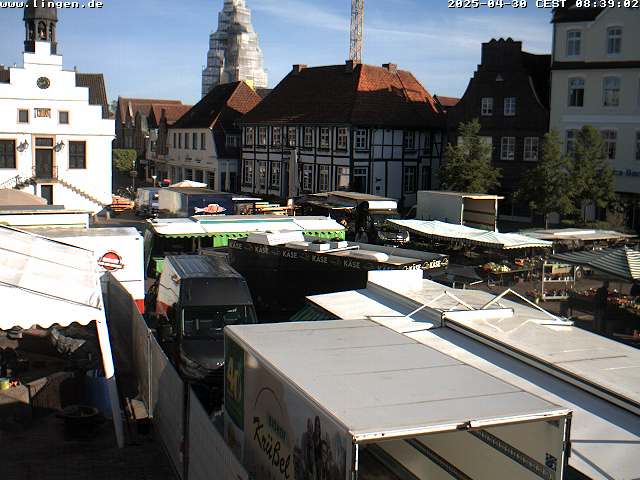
[38,21,47,40]
[49,23,55,42]
[28,21,35,41]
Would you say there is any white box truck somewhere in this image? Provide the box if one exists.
[224,320,572,480]
[416,191,503,231]
[33,227,145,313]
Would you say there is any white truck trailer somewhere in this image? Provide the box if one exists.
[32,227,145,313]
[416,191,503,231]
[224,320,572,480]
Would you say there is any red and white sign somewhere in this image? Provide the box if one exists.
[98,251,125,271]
[195,203,227,215]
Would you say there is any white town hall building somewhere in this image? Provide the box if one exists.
[0,5,114,213]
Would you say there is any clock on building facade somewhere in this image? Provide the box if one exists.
[37,77,50,89]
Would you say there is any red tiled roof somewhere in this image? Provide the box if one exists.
[434,95,460,108]
[172,81,263,158]
[117,97,183,123]
[152,104,193,126]
[172,81,262,130]
[239,62,444,128]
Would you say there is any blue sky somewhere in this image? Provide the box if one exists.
[0,0,554,105]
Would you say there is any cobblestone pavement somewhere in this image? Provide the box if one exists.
[0,412,177,480]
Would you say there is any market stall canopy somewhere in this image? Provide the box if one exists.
[553,247,640,282]
[168,180,207,188]
[0,225,102,330]
[148,215,345,238]
[523,228,635,243]
[0,189,47,207]
[389,220,552,250]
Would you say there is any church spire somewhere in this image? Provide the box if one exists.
[24,3,58,55]
[202,0,268,97]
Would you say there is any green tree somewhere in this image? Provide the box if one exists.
[440,119,501,193]
[517,131,575,228]
[571,125,616,220]
[112,149,137,173]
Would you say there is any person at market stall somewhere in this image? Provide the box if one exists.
[630,279,640,298]
[594,280,610,334]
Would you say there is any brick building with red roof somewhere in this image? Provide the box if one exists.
[238,61,446,207]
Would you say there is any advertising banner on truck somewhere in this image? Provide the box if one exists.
[225,337,352,480]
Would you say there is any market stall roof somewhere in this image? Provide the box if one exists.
[0,225,123,447]
[148,216,344,238]
[226,320,569,442]
[0,225,103,330]
[305,271,640,479]
[552,247,640,282]
[168,180,207,188]
[389,220,551,249]
[0,189,47,206]
[523,228,635,242]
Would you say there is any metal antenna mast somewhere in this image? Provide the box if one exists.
[349,0,364,63]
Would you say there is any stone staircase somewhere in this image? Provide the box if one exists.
[56,177,107,209]
[2,174,107,210]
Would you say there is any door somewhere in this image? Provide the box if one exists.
[353,167,368,193]
[40,185,53,205]
[35,148,54,179]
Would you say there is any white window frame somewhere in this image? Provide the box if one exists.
[226,135,239,148]
[320,127,330,149]
[257,161,267,189]
[568,77,585,107]
[355,129,368,150]
[302,164,313,191]
[404,131,416,150]
[337,128,348,150]
[601,130,617,160]
[258,127,267,147]
[523,137,539,162]
[336,166,350,190]
[607,26,622,55]
[500,137,516,161]
[245,127,254,146]
[481,97,493,116]
[567,30,582,57]
[287,128,296,147]
[403,166,417,194]
[318,165,330,192]
[271,161,281,189]
[603,76,621,107]
[503,97,516,116]
[243,160,254,185]
[272,127,282,147]
[303,127,314,148]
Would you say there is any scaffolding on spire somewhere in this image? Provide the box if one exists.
[349,0,364,63]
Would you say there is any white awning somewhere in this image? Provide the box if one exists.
[389,220,552,250]
[0,225,103,329]
[0,225,124,448]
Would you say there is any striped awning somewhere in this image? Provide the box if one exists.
[552,247,640,282]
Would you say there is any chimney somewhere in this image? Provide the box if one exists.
[292,64,307,74]
[382,63,398,74]
[345,59,358,73]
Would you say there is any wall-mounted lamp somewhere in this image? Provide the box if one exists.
[17,140,29,152]
[54,140,65,152]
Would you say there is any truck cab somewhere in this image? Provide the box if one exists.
[154,255,257,389]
